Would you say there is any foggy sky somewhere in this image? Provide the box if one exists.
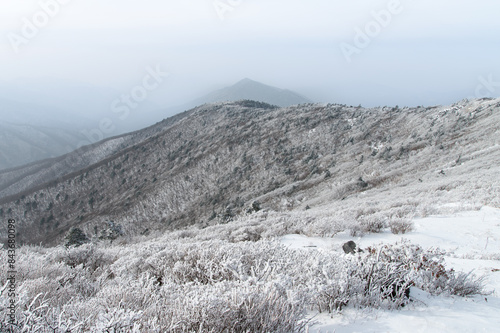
[1,0,499,112]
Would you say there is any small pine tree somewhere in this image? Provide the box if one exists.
[64,227,90,247]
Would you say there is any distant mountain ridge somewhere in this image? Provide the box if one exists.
[0,122,84,170]
[0,79,311,170]
[0,98,93,170]
[191,78,312,107]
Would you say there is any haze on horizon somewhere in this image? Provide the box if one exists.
[0,0,499,119]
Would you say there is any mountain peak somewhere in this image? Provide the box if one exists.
[234,78,257,85]
[232,78,280,90]
[194,78,312,107]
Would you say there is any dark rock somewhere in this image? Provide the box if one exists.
[342,240,357,254]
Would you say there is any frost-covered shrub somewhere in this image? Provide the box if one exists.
[0,236,487,331]
[229,226,263,242]
[358,214,386,233]
[0,291,83,333]
[303,216,347,237]
[93,308,143,333]
[388,204,416,220]
[416,205,440,218]
[165,282,307,333]
[305,240,487,314]
[152,243,238,285]
[308,256,365,312]
[175,229,197,239]
[368,240,486,297]
[349,223,365,237]
[443,272,486,296]
[389,218,414,234]
[307,250,414,313]
[54,243,112,271]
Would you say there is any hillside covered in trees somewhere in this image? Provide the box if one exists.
[0,98,499,246]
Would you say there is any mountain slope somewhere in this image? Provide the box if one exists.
[0,98,499,246]
[0,109,195,200]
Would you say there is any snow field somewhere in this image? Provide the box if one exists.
[297,206,500,332]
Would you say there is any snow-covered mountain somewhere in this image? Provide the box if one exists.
[0,98,499,247]
[0,97,499,331]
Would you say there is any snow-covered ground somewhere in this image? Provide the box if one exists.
[2,205,498,331]
[282,206,500,332]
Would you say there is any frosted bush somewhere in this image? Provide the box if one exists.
[0,291,83,333]
[389,218,414,234]
[368,240,486,297]
[93,308,143,333]
[53,243,110,271]
[228,225,264,242]
[358,214,386,233]
[0,237,487,331]
[305,250,414,312]
[444,272,486,296]
[349,223,365,237]
[163,282,307,333]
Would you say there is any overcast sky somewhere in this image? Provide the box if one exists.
[1,0,499,109]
